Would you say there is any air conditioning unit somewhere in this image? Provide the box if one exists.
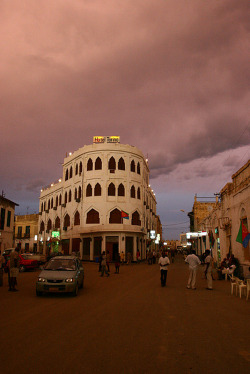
[61,203,66,208]
[53,207,57,210]
[76,198,80,203]
[63,226,67,231]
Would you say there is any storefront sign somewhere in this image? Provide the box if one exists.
[52,231,60,238]
[150,230,156,239]
[93,136,105,143]
[93,136,120,144]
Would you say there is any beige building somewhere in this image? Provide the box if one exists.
[39,137,160,261]
[14,214,39,253]
[198,160,250,275]
[0,195,18,252]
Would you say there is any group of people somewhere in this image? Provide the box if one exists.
[184,249,213,290]
[157,248,214,290]
[217,253,240,279]
[0,247,20,291]
[98,250,121,277]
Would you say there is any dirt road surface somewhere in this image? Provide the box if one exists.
[0,256,249,374]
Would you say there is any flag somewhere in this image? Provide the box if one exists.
[121,210,129,219]
[236,222,250,248]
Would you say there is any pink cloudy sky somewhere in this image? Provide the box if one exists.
[1,0,249,239]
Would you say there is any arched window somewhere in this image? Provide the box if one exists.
[108,157,116,171]
[130,185,135,198]
[74,188,77,200]
[69,166,73,178]
[48,200,51,210]
[75,164,78,175]
[137,187,141,199]
[56,196,58,207]
[131,160,135,172]
[59,194,62,206]
[86,209,100,224]
[64,191,68,204]
[74,211,80,226]
[87,158,93,171]
[95,157,102,170]
[94,183,102,196]
[137,162,140,175]
[79,161,82,175]
[69,190,72,202]
[109,209,122,224]
[118,183,125,196]
[86,184,92,197]
[55,216,60,229]
[51,198,54,209]
[108,183,115,196]
[118,157,125,170]
[40,221,45,232]
[64,214,70,228]
[78,186,81,199]
[65,169,68,181]
[47,219,52,231]
[132,211,141,226]
[41,202,43,212]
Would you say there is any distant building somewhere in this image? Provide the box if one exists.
[14,214,39,253]
[38,136,160,261]
[0,195,19,252]
[199,160,250,276]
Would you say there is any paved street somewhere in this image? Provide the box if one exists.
[0,256,249,374]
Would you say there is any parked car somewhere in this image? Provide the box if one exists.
[23,252,46,264]
[4,254,39,273]
[46,251,64,263]
[36,256,84,296]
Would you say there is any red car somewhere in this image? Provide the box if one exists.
[5,254,38,272]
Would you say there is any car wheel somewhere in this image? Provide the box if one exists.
[73,283,79,297]
[36,290,43,297]
[19,266,26,272]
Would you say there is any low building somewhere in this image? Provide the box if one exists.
[0,195,18,252]
[38,136,160,261]
[14,214,39,253]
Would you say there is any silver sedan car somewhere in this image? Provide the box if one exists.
[36,256,84,296]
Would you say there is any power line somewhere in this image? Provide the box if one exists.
[162,220,189,227]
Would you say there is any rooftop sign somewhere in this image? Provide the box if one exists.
[93,136,120,144]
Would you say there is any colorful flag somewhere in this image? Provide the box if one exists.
[121,210,129,219]
[236,222,250,248]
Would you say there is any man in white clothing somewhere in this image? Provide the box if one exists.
[185,249,201,289]
[158,252,170,287]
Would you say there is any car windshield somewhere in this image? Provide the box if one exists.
[45,259,76,271]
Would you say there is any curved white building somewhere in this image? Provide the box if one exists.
[39,137,160,261]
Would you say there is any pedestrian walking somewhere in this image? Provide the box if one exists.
[100,251,109,277]
[127,252,132,265]
[158,252,170,287]
[120,251,125,264]
[0,250,4,286]
[185,249,201,289]
[9,248,20,291]
[205,249,213,290]
[114,253,120,273]
[136,250,140,263]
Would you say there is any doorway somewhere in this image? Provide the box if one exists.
[106,236,119,261]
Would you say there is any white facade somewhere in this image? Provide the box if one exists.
[38,138,159,261]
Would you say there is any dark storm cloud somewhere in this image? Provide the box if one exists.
[1,0,249,218]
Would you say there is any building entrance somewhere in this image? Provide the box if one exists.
[106,236,119,261]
